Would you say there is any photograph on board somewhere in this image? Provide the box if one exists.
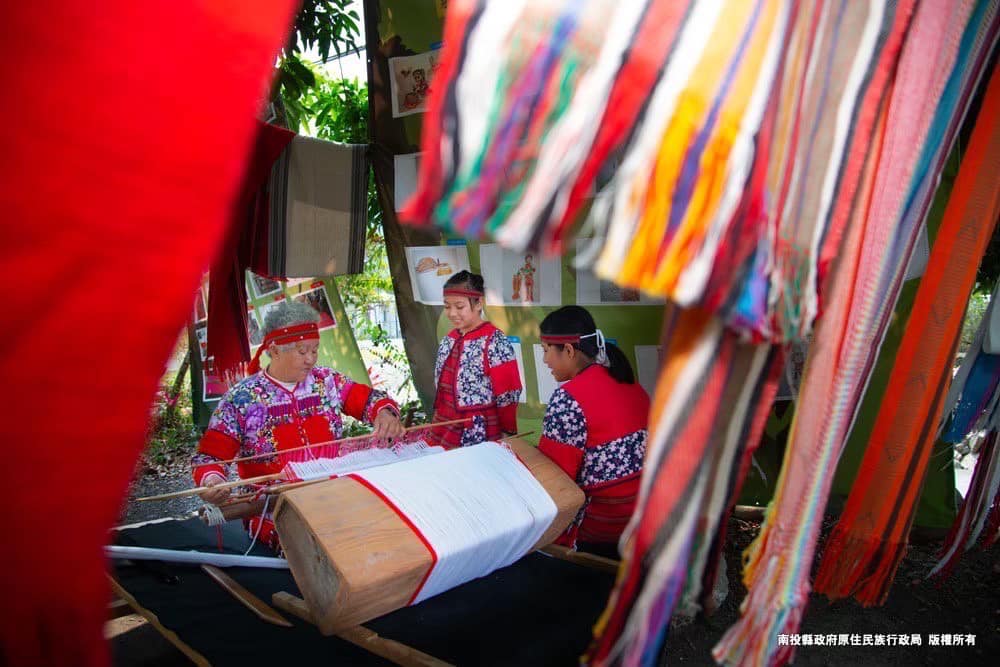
[388,50,440,118]
[292,283,337,330]
[406,245,472,305]
[248,271,282,299]
[480,244,561,307]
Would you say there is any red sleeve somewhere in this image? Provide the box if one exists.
[192,429,240,485]
[490,359,523,397]
[368,397,400,422]
[343,382,373,421]
[342,381,400,424]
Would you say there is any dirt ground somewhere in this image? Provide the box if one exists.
[110,467,1000,666]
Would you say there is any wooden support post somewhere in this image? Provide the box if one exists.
[540,544,621,575]
[201,565,292,627]
[108,596,133,621]
[107,575,211,667]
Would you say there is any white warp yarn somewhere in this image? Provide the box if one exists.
[353,442,558,604]
[285,440,443,481]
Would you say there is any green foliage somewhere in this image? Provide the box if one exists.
[960,290,991,354]
[976,221,1000,292]
[276,0,362,131]
[146,370,200,469]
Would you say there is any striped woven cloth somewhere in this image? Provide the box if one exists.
[813,61,1000,606]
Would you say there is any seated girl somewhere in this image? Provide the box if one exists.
[537,306,650,557]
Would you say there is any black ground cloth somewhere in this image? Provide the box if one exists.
[112,519,616,666]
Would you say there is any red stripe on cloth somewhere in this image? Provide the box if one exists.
[347,473,439,605]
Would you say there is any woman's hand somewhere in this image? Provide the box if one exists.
[198,474,231,506]
[372,408,405,443]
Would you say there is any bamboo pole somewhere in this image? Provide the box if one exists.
[191,418,472,468]
[136,472,284,502]
[141,422,521,505]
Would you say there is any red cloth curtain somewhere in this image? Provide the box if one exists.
[0,2,296,664]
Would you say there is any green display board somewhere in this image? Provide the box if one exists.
[426,239,665,442]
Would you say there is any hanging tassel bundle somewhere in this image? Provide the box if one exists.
[719,4,1000,664]
[585,305,781,667]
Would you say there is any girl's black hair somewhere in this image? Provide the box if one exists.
[539,305,636,384]
[443,270,485,296]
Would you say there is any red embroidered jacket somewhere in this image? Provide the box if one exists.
[432,322,522,448]
[539,364,650,547]
[192,367,397,484]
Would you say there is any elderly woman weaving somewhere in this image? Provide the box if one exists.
[192,301,404,548]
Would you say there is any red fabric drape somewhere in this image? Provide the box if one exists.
[0,2,296,664]
[207,121,295,375]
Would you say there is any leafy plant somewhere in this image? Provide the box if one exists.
[959,289,991,355]
[276,0,362,131]
[145,368,200,470]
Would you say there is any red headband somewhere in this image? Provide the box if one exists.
[247,322,320,373]
[540,334,582,345]
[443,287,484,298]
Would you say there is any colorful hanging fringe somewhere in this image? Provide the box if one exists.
[598,2,922,663]
[587,304,781,666]
[404,0,836,345]
[931,430,1000,582]
[719,4,999,664]
[402,1,1000,666]
[814,63,1000,606]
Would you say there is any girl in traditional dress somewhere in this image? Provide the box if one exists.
[432,271,522,448]
[538,306,649,556]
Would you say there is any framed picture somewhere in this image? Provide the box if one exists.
[248,271,282,299]
[508,336,528,404]
[394,152,421,211]
[575,240,663,305]
[247,306,263,347]
[634,345,664,398]
[202,357,227,402]
[532,343,565,404]
[192,284,208,324]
